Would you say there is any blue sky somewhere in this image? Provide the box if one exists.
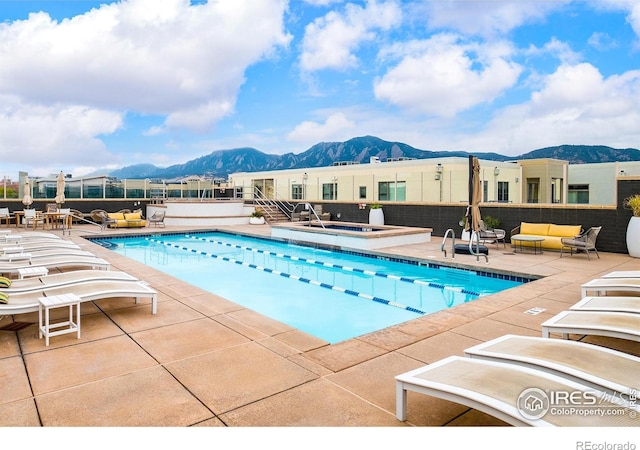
[2,0,640,180]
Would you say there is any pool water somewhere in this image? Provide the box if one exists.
[93,231,526,343]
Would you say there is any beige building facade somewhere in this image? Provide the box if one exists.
[231,157,524,205]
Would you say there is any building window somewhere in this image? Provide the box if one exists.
[527,179,540,203]
[568,184,589,204]
[378,181,406,201]
[497,181,509,202]
[551,178,563,203]
[359,186,367,199]
[322,183,337,200]
[291,184,303,200]
[483,180,488,202]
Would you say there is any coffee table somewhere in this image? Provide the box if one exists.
[511,235,544,254]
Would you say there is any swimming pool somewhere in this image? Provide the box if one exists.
[91,231,528,343]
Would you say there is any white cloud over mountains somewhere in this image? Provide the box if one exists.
[0,0,290,174]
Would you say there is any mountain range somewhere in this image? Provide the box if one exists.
[109,136,640,180]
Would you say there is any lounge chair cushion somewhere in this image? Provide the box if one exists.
[0,276,11,288]
[0,292,8,304]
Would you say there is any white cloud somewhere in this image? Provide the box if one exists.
[0,0,291,128]
[457,63,640,154]
[0,95,122,176]
[302,0,345,6]
[598,0,640,38]
[421,0,570,37]
[286,112,355,145]
[373,34,522,117]
[0,0,291,175]
[299,0,402,71]
[588,32,618,51]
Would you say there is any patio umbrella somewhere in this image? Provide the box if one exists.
[55,171,66,205]
[464,155,482,234]
[22,178,33,207]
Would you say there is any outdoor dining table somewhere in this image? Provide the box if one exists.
[43,211,72,230]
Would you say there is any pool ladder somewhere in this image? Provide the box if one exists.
[441,228,489,263]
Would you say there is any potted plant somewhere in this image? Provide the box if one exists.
[368,203,384,225]
[482,215,501,230]
[624,194,640,257]
[249,209,265,225]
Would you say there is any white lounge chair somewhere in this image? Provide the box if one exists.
[0,248,95,261]
[541,310,640,342]
[571,296,640,314]
[0,279,157,315]
[602,271,640,278]
[0,254,110,277]
[395,355,638,426]
[0,241,81,252]
[464,334,639,401]
[581,278,640,297]
[1,269,139,293]
[1,233,63,244]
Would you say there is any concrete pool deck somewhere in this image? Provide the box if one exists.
[0,223,638,427]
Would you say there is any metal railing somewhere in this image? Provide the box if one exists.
[293,202,326,229]
[252,188,295,222]
[61,212,104,236]
[441,228,488,263]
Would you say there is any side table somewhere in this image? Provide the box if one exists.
[17,266,49,279]
[38,293,81,346]
[0,252,31,262]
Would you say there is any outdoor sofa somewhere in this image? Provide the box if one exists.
[106,211,147,228]
[510,222,582,251]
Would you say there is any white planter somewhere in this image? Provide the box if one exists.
[249,217,265,225]
[369,208,384,226]
[626,216,640,257]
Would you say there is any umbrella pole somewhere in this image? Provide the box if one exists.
[468,155,473,206]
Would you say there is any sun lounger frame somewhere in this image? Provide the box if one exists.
[395,355,637,426]
[541,310,640,342]
[464,334,639,400]
[581,278,640,297]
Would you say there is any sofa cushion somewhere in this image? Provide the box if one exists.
[548,224,582,238]
[108,213,125,220]
[124,212,142,221]
[520,222,550,236]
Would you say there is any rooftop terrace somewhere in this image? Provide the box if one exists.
[1,223,638,441]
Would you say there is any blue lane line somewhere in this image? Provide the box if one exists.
[184,234,481,298]
[146,237,426,315]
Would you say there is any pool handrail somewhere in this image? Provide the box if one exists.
[469,231,489,263]
[441,228,456,258]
